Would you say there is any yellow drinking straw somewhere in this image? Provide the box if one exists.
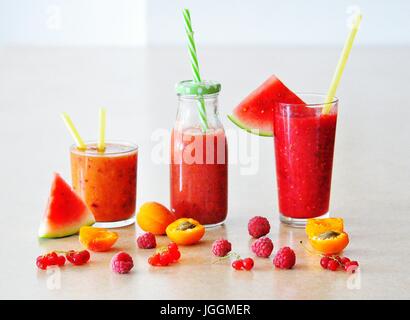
[322,13,362,114]
[98,107,107,152]
[61,112,86,150]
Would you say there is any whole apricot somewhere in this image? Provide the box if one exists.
[137,202,176,235]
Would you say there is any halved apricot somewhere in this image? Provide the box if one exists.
[166,218,205,245]
[79,226,118,252]
[137,202,176,235]
[309,230,349,255]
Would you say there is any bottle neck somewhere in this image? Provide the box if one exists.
[175,95,222,131]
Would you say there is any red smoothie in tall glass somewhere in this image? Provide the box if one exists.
[170,128,228,225]
[274,102,337,220]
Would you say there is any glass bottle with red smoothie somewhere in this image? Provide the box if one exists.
[274,94,338,227]
[170,80,228,226]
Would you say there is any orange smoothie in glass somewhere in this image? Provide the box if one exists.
[70,141,138,228]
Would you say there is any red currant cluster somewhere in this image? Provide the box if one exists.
[36,252,66,270]
[36,250,90,270]
[148,243,181,267]
[232,258,254,271]
[66,250,91,266]
[320,255,359,272]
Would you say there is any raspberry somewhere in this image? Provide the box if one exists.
[137,232,156,249]
[212,239,232,257]
[248,216,270,238]
[232,259,244,270]
[340,257,351,265]
[327,259,339,271]
[242,258,254,271]
[273,247,296,269]
[251,237,273,258]
[320,256,330,269]
[111,252,134,274]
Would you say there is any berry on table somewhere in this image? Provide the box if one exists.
[148,253,161,266]
[242,258,254,271]
[273,247,296,269]
[344,260,359,272]
[340,257,351,265]
[57,255,66,266]
[159,251,173,266]
[320,256,330,269]
[248,216,270,238]
[212,239,232,257]
[168,242,179,254]
[36,256,47,270]
[327,259,339,271]
[251,237,274,258]
[45,252,59,266]
[66,250,90,266]
[111,252,134,274]
[148,243,181,267]
[232,259,244,270]
[137,232,157,249]
[36,252,68,270]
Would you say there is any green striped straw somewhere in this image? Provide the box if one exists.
[182,8,208,131]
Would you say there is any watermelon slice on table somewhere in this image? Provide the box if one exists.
[228,75,305,136]
[38,173,95,238]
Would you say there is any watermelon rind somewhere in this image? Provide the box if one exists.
[38,215,95,239]
[227,114,273,137]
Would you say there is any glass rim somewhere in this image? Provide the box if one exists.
[70,140,138,157]
[276,92,339,108]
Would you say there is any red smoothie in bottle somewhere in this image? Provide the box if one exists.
[170,127,228,225]
[274,99,338,221]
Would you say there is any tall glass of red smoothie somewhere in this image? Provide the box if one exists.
[273,94,338,227]
[170,80,228,226]
[70,141,138,228]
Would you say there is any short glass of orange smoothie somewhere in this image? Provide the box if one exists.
[70,141,138,228]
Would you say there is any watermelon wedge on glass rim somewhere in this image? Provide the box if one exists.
[228,75,305,136]
[38,173,95,238]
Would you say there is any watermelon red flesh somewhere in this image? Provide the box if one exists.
[38,173,95,238]
[228,75,305,136]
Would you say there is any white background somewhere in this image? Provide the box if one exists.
[0,0,409,47]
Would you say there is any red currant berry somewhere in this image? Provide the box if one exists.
[66,250,76,264]
[327,259,339,271]
[57,255,66,266]
[36,256,47,270]
[78,250,90,264]
[170,250,181,262]
[340,257,351,265]
[320,256,330,269]
[232,259,244,270]
[159,251,172,266]
[148,253,160,266]
[344,261,359,272]
[45,252,59,266]
[168,243,179,254]
[242,258,254,271]
[66,250,89,266]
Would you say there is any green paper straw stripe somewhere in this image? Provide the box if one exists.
[182,8,208,131]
